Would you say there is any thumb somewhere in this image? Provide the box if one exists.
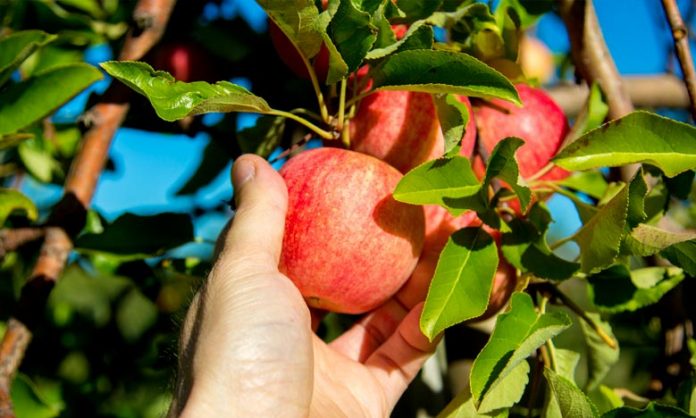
[216,154,288,271]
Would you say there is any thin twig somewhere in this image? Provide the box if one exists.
[0,228,45,260]
[661,0,696,121]
[0,1,176,416]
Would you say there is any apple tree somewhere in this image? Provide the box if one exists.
[1,0,696,417]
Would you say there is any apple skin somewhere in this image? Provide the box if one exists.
[519,36,555,84]
[349,91,477,173]
[475,84,570,181]
[278,147,425,314]
[149,42,217,82]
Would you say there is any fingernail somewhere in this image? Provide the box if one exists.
[232,157,256,188]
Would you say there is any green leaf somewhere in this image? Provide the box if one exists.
[558,171,608,200]
[0,133,33,150]
[75,213,194,258]
[588,265,685,314]
[554,111,696,178]
[624,224,696,257]
[483,137,531,211]
[555,348,581,382]
[394,0,443,22]
[116,288,158,342]
[328,0,377,72]
[420,227,498,340]
[100,61,271,121]
[0,30,56,87]
[438,388,511,418]
[470,292,572,408]
[626,169,648,228]
[371,50,520,104]
[601,402,693,418]
[18,139,61,182]
[478,361,529,415]
[393,156,482,213]
[544,368,600,418]
[572,83,610,144]
[11,374,62,418]
[591,386,625,415]
[434,93,470,155]
[0,188,38,226]
[580,313,619,391]
[662,240,696,276]
[256,0,323,58]
[494,0,553,29]
[0,63,102,135]
[366,20,433,60]
[574,182,629,274]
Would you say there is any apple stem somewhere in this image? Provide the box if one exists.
[337,78,347,131]
[538,295,558,372]
[526,162,555,182]
[548,285,618,350]
[549,233,576,251]
[345,89,377,109]
[268,109,335,140]
[290,108,324,123]
[299,53,330,123]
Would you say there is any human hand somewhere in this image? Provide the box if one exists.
[168,154,438,418]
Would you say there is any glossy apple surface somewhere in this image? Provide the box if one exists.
[279,148,425,314]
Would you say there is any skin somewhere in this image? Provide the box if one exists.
[279,148,424,313]
[168,155,438,418]
[350,92,477,174]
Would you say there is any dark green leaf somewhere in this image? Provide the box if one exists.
[494,0,553,29]
[0,63,102,135]
[662,240,696,276]
[420,227,498,340]
[574,182,629,274]
[588,265,685,314]
[237,115,286,157]
[601,402,693,418]
[433,93,470,155]
[371,50,520,103]
[393,156,481,214]
[626,169,648,228]
[544,368,600,418]
[483,137,531,211]
[394,0,443,22]
[177,138,233,195]
[0,188,38,226]
[75,213,194,258]
[0,133,33,150]
[554,111,696,178]
[470,292,571,408]
[0,30,56,87]
[665,170,695,200]
[257,0,323,58]
[328,0,377,72]
[366,21,434,60]
[580,313,619,391]
[100,61,271,121]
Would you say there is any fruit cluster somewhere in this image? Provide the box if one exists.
[270,27,569,318]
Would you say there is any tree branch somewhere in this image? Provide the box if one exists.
[0,228,45,260]
[546,75,690,116]
[0,1,176,416]
[558,0,634,120]
[661,0,696,121]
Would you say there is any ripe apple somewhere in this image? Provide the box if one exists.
[278,147,425,314]
[349,91,477,173]
[475,83,570,182]
[269,20,330,82]
[149,41,218,82]
[518,36,555,84]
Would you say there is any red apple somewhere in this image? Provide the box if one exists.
[279,147,425,314]
[475,84,569,181]
[269,20,330,82]
[149,41,218,82]
[349,91,477,173]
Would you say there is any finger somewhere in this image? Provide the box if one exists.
[329,298,409,362]
[365,303,439,410]
[216,154,288,272]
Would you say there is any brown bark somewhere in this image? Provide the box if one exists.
[661,0,696,121]
[0,228,45,260]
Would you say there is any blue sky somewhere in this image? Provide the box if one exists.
[20,0,696,255]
